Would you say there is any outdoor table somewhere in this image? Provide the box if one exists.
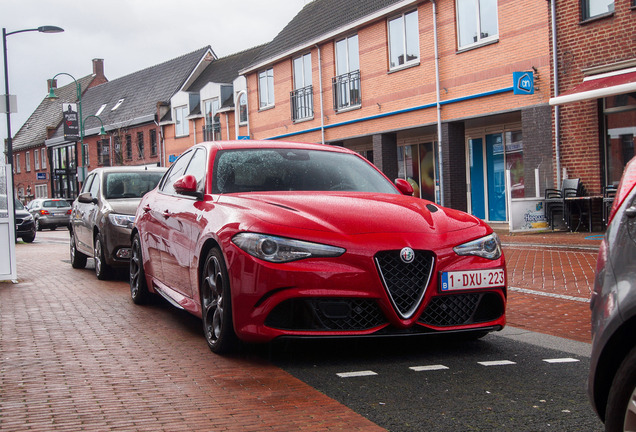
[564,196,603,232]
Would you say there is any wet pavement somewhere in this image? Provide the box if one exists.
[0,228,601,431]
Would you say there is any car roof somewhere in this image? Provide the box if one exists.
[200,140,357,155]
[90,166,168,175]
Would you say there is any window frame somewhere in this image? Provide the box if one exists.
[581,0,615,20]
[258,68,275,109]
[387,9,420,70]
[137,131,144,159]
[238,92,248,125]
[456,0,499,50]
[175,105,190,137]
[26,151,31,172]
[34,149,40,170]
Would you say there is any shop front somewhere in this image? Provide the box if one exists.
[48,141,79,200]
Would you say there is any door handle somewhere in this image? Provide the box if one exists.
[162,210,172,219]
[143,205,151,213]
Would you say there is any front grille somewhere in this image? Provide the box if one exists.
[419,292,504,327]
[265,298,387,331]
[375,250,435,319]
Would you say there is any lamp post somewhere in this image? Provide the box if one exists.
[2,25,63,249]
[48,75,106,184]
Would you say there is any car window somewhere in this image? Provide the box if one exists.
[89,174,100,198]
[104,171,165,199]
[161,150,193,195]
[212,148,399,194]
[81,174,95,194]
[44,200,70,208]
[184,148,207,192]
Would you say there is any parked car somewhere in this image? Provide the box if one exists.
[589,155,636,431]
[0,195,36,243]
[131,141,507,354]
[27,198,72,231]
[69,166,166,280]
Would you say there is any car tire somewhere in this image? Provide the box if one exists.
[94,235,112,280]
[605,346,636,432]
[50,226,56,231]
[70,231,87,269]
[130,233,150,304]
[35,218,41,231]
[22,232,35,243]
[200,247,237,354]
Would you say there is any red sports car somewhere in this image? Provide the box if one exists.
[130,141,506,353]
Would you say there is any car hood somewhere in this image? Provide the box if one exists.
[220,192,481,235]
[107,198,142,216]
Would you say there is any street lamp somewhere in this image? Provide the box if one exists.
[2,25,63,249]
[48,74,105,183]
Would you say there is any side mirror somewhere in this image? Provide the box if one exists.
[77,192,97,204]
[174,174,204,200]
[394,178,414,196]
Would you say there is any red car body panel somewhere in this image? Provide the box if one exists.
[134,141,506,343]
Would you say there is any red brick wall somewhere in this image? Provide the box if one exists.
[552,0,636,194]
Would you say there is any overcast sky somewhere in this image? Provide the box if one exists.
[1,0,309,148]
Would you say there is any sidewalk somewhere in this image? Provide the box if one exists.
[496,228,601,343]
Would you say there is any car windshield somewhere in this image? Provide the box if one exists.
[105,171,165,199]
[212,148,399,194]
[14,198,25,210]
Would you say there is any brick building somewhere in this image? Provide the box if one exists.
[549,0,636,193]
[236,0,554,224]
[43,47,213,197]
[10,59,107,202]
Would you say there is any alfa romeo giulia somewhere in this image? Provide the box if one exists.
[130,140,507,353]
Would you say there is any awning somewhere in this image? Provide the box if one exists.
[549,67,636,105]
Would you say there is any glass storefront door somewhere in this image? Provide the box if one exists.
[51,144,78,199]
[398,142,439,202]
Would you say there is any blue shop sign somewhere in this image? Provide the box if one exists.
[513,72,534,95]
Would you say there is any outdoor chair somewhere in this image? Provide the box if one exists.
[544,178,580,230]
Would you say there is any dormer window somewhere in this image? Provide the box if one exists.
[111,99,125,111]
[96,104,107,116]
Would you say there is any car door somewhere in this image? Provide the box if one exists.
[161,147,208,298]
[73,173,99,255]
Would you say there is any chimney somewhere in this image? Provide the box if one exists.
[92,58,106,81]
[47,79,57,94]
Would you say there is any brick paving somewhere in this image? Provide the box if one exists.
[0,229,601,431]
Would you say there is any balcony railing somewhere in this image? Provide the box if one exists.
[203,122,221,141]
[332,70,361,111]
[290,85,314,121]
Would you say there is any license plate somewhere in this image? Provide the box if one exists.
[440,269,505,291]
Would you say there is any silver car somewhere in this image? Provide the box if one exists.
[589,155,636,431]
[27,198,72,231]
[69,166,166,280]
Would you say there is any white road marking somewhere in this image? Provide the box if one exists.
[478,360,517,366]
[543,358,580,364]
[410,365,449,372]
[509,286,590,303]
[337,370,378,378]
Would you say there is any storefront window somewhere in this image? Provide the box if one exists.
[505,130,524,198]
[605,94,636,186]
[398,143,437,202]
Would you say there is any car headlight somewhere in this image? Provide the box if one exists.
[108,213,135,229]
[454,233,502,260]
[23,214,33,221]
[233,233,345,263]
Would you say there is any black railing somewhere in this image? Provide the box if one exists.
[203,122,221,141]
[332,70,361,111]
[290,85,313,121]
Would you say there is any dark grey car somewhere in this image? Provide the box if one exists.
[589,156,636,432]
[69,166,166,280]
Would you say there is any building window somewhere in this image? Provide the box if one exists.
[203,99,221,141]
[238,93,248,125]
[26,151,31,172]
[83,143,90,167]
[456,0,498,49]
[333,35,361,111]
[16,154,20,173]
[114,136,123,165]
[604,94,635,185]
[150,129,157,156]
[582,0,614,20]
[96,104,107,116]
[35,184,47,198]
[97,139,111,166]
[388,10,420,69]
[175,106,189,137]
[41,148,46,169]
[126,134,133,160]
[258,68,275,109]
[111,99,125,110]
[291,53,313,121]
[137,132,144,159]
[34,149,40,170]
